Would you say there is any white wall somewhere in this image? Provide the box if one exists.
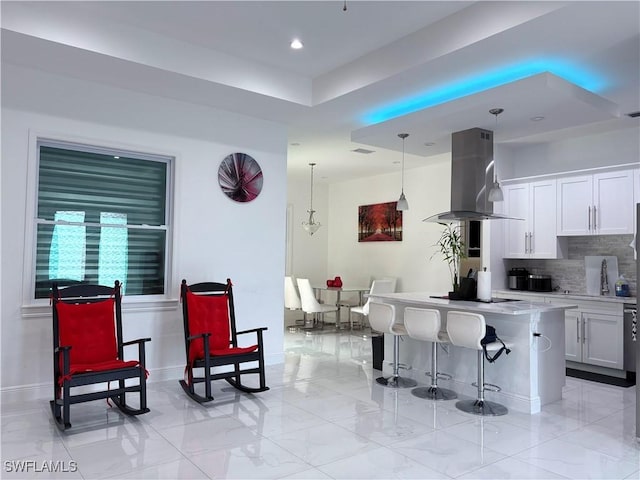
[501,126,640,180]
[326,155,455,295]
[286,169,329,285]
[1,65,288,400]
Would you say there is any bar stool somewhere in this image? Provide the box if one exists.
[403,307,457,401]
[446,311,511,416]
[368,302,417,388]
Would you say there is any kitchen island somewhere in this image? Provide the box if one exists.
[367,292,577,414]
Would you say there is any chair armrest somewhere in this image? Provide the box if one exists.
[54,346,72,377]
[187,332,209,342]
[236,327,268,335]
[122,338,151,366]
[122,338,151,347]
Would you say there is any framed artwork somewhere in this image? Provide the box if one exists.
[358,201,402,242]
[218,152,263,202]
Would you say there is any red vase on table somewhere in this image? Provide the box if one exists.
[333,276,343,288]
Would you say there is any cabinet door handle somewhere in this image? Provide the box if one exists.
[524,233,528,253]
[582,320,586,344]
[576,318,580,343]
[588,206,591,231]
[593,205,597,231]
[529,232,533,254]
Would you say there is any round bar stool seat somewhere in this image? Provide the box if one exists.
[368,302,417,389]
[446,311,512,416]
[403,307,457,401]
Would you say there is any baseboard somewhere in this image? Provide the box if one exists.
[1,355,284,406]
[1,365,184,405]
[566,368,635,387]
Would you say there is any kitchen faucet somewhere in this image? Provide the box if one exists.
[600,259,610,295]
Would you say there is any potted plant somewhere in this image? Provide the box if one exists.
[431,222,466,294]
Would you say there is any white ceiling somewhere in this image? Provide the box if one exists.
[2,1,639,182]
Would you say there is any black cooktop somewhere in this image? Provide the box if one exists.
[429,295,520,303]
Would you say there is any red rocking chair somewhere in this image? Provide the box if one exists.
[51,281,150,430]
[179,279,269,403]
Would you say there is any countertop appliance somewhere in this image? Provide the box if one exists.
[528,274,552,292]
[508,267,529,290]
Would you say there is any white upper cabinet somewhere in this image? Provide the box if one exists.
[556,175,592,235]
[557,169,635,235]
[503,183,528,258]
[503,179,565,259]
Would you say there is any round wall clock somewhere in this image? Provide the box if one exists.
[218,152,263,203]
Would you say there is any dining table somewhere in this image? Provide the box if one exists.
[313,285,370,329]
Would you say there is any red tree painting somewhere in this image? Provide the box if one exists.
[358,201,402,242]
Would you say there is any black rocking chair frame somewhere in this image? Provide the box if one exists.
[179,279,269,403]
[50,281,150,430]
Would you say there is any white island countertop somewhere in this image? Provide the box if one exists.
[367,291,576,414]
[367,291,576,316]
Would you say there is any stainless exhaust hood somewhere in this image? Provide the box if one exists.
[423,127,513,222]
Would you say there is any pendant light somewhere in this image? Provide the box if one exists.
[396,133,409,211]
[302,163,321,235]
[488,108,504,203]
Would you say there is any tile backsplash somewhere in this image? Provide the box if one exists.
[504,235,636,297]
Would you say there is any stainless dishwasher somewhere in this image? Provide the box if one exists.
[635,203,639,442]
[625,304,637,374]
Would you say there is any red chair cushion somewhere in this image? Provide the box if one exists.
[58,360,141,386]
[186,290,257,362]
[57,298,118,365]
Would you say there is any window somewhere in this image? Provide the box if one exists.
[34,142,170,299]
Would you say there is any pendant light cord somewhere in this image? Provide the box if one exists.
[401,138,405,193]
[398,133,409,193]
[489,108,503,182]
[309,163,315,212]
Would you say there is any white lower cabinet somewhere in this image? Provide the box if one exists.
[495,291,624,370]
[565,308,623,369]
[564,309,581,362]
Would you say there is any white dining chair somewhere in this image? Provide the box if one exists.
[284,276,305,326]
[350,279,395,329]
[296,278,339,328]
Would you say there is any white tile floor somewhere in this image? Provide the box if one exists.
[2,329,639,479]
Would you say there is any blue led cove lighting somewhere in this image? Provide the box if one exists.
[364,60,606,124]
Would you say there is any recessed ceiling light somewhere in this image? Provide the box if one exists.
[290,39,303,50]
[424,142,435,147]
[113,156,120,159]
[530,116,545,121]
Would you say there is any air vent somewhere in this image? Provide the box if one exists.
[351,148,375,154]
[626,111,640,118]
